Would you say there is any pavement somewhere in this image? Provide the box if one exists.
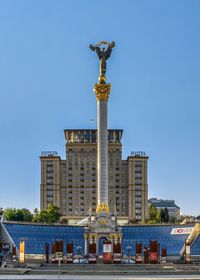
[1,275,200,280]
[0,263,200,279]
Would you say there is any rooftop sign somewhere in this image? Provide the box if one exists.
[41,151,58,157]
[131,151,146,156]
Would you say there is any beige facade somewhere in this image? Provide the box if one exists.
[40,129,148,223]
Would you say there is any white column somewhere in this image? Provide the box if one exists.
[84,237,88,255]
[97,99,108,205]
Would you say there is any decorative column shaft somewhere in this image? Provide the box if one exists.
[97,99,108,204]
[94,84,111,208]
[84,234,88,255]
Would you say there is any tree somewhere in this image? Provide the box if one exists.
[160,208,165,223]
[4,208,16,221]
[148,204,158,223]
[4,208,33,222]
[0,207,3,219]
[156,209,161,223]
[46,204,60,223]
[33,209,48,223]
[169,216,176,224]
[164,207,169,223]
[32,208,41,222]
[33,205,60,223]
[21,208,33,222]
[14,209,24,221]
[4,205,60,224]
[33,208,39,216]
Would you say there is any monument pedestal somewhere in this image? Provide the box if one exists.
[84,204,122,260]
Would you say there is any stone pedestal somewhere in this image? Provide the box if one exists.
[84,206,122,257]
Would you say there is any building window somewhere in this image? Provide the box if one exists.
[135,161,142,167]
[135,179,142,185]
[135,197,141,202]
[47,190,53,196]
[47,185,53,190]
[136,215,141,220]
[135,203,141,208]
[47,197,53,203]
[135,191,141,196]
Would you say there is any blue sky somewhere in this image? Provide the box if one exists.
[0,0,200,215]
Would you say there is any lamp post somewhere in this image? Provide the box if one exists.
[76,246,82,263]
[58,257,61,280]
[127,245,132,264]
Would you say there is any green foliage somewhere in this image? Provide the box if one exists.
[33,205,60,223]
[160,208,165,222]
[148,204,171,224]
[4,208,33,222]
[156,209,161,223]
[169,215,176,224]
[21,208,33,221]
[4,205,60,224]
[148,204,158,222]
[164,207,169,223]
[46,204,60,223]
[0,207,3,218]
[32,208,41,222]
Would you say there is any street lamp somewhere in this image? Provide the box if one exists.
[76,246,82,263]
[127,245,132,264]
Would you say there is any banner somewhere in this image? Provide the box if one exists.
[185,246,191,263]
[19,241,25,263]
[103,243,112,263]
[103,243,112,253]
[170,227,193,235]
[135,254,142,263]
[150,252,158,262]
[103,252,112,261]
[88,253,96,264]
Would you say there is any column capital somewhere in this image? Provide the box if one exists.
[84,234,88,239]
[93,83,111,101]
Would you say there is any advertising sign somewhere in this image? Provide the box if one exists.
[55,251,63,260]
[103,252,112,260]
[103,243,112,263]
[161,248,167,263]
[103,243,112,253]
[113,253,121,263]
[88,253,96,263]
[150,252,158,262]
[19,241,25,263]
[135,254,142,263]
[171,227,193,235]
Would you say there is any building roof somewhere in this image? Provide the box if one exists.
[148,198,180,209]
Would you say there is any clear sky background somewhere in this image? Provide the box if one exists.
[0,0,199,216]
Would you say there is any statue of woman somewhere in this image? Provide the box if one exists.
[90,41,115,78]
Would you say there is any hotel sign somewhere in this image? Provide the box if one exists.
[131,151,146,156]
[41,151,58,157]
